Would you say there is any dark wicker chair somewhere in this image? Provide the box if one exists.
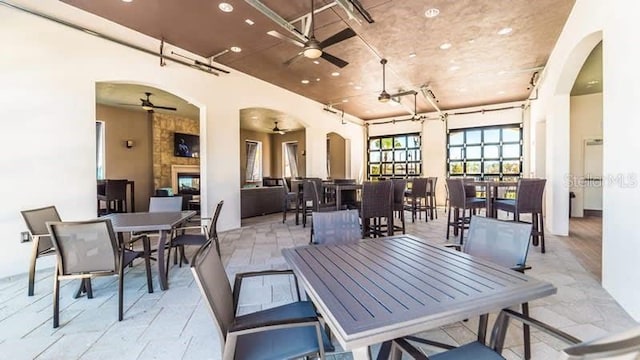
[386,309,640,360]
[426,177,438,220]
[311,209,361,245]
[281,177,298,223]
[302,178,334,228]
[391,179,408,234]
[360,180,393,238]
[333,178,358,209]
[493,178,547,253]
[166,200,223,279]
[405,178,429,223]
[97,179,129,215]
[46,219,152,328]
[445,178,486,244]
[190,240,333,359]
[20,205,61,296]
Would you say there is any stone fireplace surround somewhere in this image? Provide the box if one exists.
[171,165,200,195]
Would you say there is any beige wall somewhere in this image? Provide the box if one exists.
[240,129,272,186]
[96,104,153,212]
[569,92,603,217]
[271,130,306,178]
[327,132,346,179]
[152,113,199,190]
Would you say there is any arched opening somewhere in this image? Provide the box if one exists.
[95,82,202,214]
[326,132,350,180]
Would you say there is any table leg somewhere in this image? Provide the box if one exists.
[157,230,169,290]
[352,347,371,360]
[336,188,342,210]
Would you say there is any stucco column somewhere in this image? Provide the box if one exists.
[545,94,570,236]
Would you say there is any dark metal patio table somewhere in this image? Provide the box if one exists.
[282,234,556,359]
[101,211,196,291]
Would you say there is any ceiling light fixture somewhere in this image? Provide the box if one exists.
[245,19,255,25]
[439,42,452,50]
[301,79,310,84]
[331,72,340,77]
[424,8,440,18]
[378,58,391,103]
[498,27,512,35]
[230,46,242,53]
[449,65,460,71]
[218,2,233,12]
[121,0,133,2]
[409,52,417,58]
[313,60,320,65]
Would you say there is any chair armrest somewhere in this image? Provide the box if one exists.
[490,308,582,352]
[232,270,301,311]
[229,317,320,334]
[172,225,207,235]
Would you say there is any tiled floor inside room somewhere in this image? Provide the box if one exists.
[0,210,635,359]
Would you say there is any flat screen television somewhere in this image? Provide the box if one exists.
[174,132,199,158]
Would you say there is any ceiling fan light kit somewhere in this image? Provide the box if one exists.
[378,58,390,102]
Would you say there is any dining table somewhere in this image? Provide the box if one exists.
[101,210,196,291]
[468,180,518,217]
[323,182,362,210]
[282,234,556,359]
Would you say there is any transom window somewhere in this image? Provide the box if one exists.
[447,124,522,181]
[368,133,421,179]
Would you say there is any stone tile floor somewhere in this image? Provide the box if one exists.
[0,210,636,359]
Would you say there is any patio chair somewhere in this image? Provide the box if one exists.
[46,219,152,328]
[409,216,534,359]
[281,177,298,224]
[387,308,640,360]
[165,200,223,279]
[97,179,129,215]
[445,178,486,244]
[311,209,361,245]
[404,177,429,223]
[302,178,335,228]
[20,205,61,296]
[148,196,183,212]
[190,240,334,359]
[360,180,393,238]
[391,179,407,234]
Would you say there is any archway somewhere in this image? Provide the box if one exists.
[326,132,350,179]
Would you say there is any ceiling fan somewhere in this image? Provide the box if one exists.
[271,121,288,135]
[267,0,357,68]
[121,92,177,112]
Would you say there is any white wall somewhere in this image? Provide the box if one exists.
[569,93,603,217]
[0,1,364,278]
[531,0,640,319]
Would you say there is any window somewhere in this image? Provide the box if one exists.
[96,121,105,180]
[447,124,522,181]
[283,141,299,178]
[245,140,262,183]
[368,133,421,179]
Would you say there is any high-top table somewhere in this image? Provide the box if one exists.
[468,181,518,217]
[282,234,556,359]
[101,211,196,290]
[323,183,362,210]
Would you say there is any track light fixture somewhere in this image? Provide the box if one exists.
[378,58,391,102]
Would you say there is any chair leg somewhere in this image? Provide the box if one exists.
[52,269,60,328]
[28,242,39,296]
[477,313,489,344]
[458,209,465,245]
[539,213,546,253]
[85,279,93,299]
[166,245,173,280]
[522,302,531,360]
[142,236,153,293]
[118,267,124,322]
[446,205,452,239]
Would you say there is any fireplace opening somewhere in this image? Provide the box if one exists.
[177,173,200,195]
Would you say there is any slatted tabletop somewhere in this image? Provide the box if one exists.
[282,234,556,352]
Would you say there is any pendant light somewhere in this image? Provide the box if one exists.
[378,58,391,102]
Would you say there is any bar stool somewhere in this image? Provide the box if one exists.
[426,177,438,220]
[404,178,429,223]
[97,179,128,215]
[360,180,393,238]
[493,178,547,253]
[445,178,486,244]
[391,179,407,234]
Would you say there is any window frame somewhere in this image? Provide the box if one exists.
[367,132,422,180]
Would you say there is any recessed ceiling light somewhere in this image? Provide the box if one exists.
[354,85,362,90]
[122,0,133,2]
[316,78,321,82]
[497,27,512,35]
[245,19,255,25]
[439,42,452,50]
[313,60,320,65]
[587,80,600,85]
[230,46,242,53]
[342,99,349,103]
[301,79,310,84]
[449,65,460,71]
[218,2,233,12]
[468,39,476,44]
[497,90,505,95]
[424,8,440,18]
[409,52,417,58]
[331,72,340,77]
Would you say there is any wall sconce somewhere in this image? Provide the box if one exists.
[125,140,134,149]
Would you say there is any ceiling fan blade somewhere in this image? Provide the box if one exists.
[321,52,349,68]
[319,28,356,49]
[267,30,305,48]
[151,105,177,111]
[284,52,304,66]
